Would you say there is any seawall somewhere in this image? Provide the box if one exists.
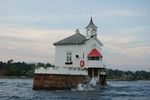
[33,74,88,90]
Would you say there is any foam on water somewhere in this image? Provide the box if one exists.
[72,77,99,91]
[89,77,98,86]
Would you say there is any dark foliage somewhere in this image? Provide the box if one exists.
[106,69,150,80]
[0,60,149,80]
[0,60,55,77]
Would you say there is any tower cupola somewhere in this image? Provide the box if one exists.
[85,17,98,39]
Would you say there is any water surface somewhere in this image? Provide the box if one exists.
[0,79,149,100]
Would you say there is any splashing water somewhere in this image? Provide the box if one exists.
[72,77,99,91]
[89,77,98,86]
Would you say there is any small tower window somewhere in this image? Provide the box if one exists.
[92,29,94,33]
[87,29,89,32]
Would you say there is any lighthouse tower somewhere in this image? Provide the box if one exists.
[84,17,107,85]
[85,17,97,39]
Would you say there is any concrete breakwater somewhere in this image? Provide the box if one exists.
[33,67,89,90]
[33,74,88,90]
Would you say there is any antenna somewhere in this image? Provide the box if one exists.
[90,11,93,17]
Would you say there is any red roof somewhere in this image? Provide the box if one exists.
[88,48,103,57]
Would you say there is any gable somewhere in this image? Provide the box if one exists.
[88,48,103,57]
[85,37,103,47]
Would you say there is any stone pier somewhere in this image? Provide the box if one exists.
[33,74,88,90]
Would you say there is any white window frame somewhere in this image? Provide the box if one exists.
[66,52,72,62]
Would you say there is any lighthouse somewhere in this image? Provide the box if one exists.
[33,17,107,90]
[54,17,107,85]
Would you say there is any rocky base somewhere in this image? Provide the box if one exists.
[33,74,88,90]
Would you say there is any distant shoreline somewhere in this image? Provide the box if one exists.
[0,75,149,81]
[107,79,150,81]
[0,75,33,79]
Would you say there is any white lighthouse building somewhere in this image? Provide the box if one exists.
[33,17,107,90]
[54,17,105,77]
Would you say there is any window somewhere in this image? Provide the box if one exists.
[67,52,72,62]
[83,53,84,59]
[65,52,72,64]
[88,57,100,60]
[76,55,79,58]
[87,29,89,33]
[92,29,94,34]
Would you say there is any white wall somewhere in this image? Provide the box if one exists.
[83,38,104,68]
[55,44,84,67]
[54,38,104,68]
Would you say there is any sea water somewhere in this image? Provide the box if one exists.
[0,79,150,100]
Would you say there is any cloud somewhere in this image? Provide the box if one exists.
[97,25,150,71]
[0,26,75,63]
[0,16,64,23]
[99,10,147,18]
[1,25,149,68]
[0,24,149,71]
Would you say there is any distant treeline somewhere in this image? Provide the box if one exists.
[0,60,150,80]
[0,60,54,77]
[106,69,150,80]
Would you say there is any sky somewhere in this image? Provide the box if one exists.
[0,0,150,71]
